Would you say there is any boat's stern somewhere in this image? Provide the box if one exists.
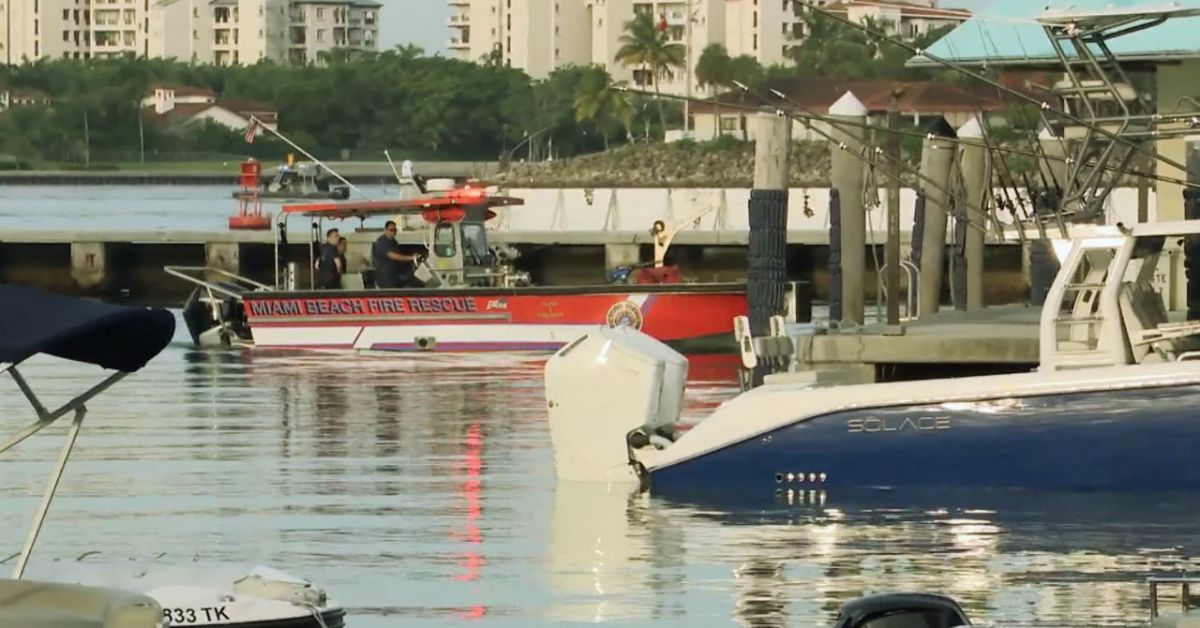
[544,326,688,484]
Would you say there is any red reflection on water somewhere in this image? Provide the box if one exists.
[683,354,744,383]
[450,422,486,620]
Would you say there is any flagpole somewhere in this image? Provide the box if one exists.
[247,115,371,200]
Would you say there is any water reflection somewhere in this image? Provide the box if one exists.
[543,480,1200,627]
[4,336,1199,627]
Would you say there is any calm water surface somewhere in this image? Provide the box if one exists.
[2,314,1200,627]
[0,184,396,231]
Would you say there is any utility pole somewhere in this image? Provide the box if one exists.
[683,0,693,138]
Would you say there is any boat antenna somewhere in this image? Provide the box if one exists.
[384,150,404,187]
[247,115,372,201]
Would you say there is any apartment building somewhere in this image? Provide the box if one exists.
[0,0,378,65]
[447,0,968,92]
[286,0,380,65]
[1,0,153,63]
[148,0,289,65]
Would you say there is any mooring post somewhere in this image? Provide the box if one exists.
[1029,128,1067,306]
[1184,140,1200,320]
[69,242,107,291]
[748,112,792,384]
[205,242,241,277]
[957,118,989,311]
[885,91,903,331]
[917,121,957,319]
[828,91,867,326]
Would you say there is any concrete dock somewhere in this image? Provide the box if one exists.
[0,161,500,185]
[791,305,1040,382]
[0,229,1028,307]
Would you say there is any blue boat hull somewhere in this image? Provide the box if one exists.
[649,383,1200,499]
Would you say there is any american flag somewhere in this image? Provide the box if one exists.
[243,118,260,143]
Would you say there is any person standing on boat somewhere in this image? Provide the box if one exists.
[316,228,343,289]
[373,221,422,289]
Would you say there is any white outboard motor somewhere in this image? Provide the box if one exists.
[544,325,687,483]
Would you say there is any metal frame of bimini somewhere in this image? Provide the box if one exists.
[0,363,129,579]
[0,286,175,587]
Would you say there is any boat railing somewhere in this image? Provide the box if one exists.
[163,266,273,300]
[1148,576,1200,620]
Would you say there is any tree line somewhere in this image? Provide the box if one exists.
[0,12,955,166]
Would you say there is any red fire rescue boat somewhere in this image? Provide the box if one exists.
[169,184,748,354]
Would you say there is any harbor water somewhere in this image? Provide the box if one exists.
[2,314,1200,626]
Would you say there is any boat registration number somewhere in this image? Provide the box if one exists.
[163,606,230,624]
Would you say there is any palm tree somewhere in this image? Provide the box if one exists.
[573,69,634,150]
[614,11,685,135]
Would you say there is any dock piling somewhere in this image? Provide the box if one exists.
[205,242,241,277]
[1185,141,1200,320]
[957,118,989,311]
[69,242,107,291]
[748,112,792,385]
[828,92,868,326]
[917,122,957,319]
[1031,128,1067,306]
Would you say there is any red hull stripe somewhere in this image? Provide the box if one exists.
[369,341,564,352]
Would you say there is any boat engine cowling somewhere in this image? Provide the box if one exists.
[544,326,687,483]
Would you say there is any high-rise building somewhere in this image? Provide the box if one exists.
[0,0,379,65]
[1,0,155,63]
[447,0,969,93]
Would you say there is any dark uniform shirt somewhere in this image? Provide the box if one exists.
[372,235,407,289]
[317,243,341,289]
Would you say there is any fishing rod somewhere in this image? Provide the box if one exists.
[638,83,1200,192]
[616,85,995,235]
[750,83,1003,234]
[799,1,1197,179]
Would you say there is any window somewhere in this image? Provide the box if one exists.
[316,29,325,41]
[63,30,69,41]
[316,7,324,19]
[720,116,739,132]
[62,9,69,20]
[433,223,457,258]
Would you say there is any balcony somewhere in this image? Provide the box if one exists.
[448,0,469,5]
[447,38,468,50]
[448,14,469,26]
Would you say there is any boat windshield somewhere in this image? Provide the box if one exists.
[462,223,489,265]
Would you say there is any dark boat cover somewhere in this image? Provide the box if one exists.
[833,593,971,628]
[0,286,175,372]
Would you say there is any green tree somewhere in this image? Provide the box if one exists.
[614,11,685,135]
[695,44,733,139]
[573,68,633,150]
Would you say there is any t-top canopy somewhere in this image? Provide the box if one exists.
[281,187,525,220]
[0,285,175,372]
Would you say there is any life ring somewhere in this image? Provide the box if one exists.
[605,301,644,330]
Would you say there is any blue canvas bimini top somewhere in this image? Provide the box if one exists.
[909,0,1200,67]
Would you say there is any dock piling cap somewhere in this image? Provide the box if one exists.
[829,91,868,117]
[956,117,983,139]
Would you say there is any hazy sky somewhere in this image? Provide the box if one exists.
[381,0,997,57]
[381,0,451,56]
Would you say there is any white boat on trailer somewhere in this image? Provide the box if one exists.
[0,285,344,627]
[545,221,1200,501]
